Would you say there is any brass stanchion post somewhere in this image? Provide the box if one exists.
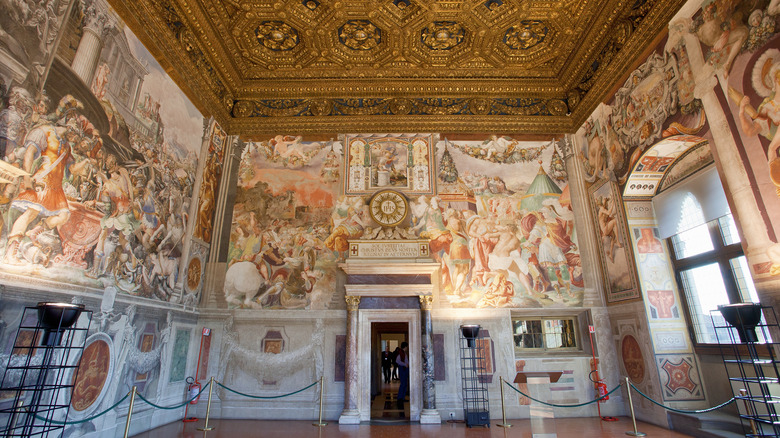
[123,387,137,438]
[624,377,646,437]
[739,388,758,436]
[496,376,512,428]
[197,377,215,431]
[313,376,328,426]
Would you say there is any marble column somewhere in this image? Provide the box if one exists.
[71,1,112,86]
[418,295,439,423]
[339,295,361,424]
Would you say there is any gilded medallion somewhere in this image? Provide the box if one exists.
[369,190,408,227]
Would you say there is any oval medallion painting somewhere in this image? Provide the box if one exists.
[71,335,113,412]
[621,334,645,383]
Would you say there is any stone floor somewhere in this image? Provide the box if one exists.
[133,379,693,437]
[370,378,408,421]
[131,417,693,437]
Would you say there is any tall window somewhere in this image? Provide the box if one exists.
[669,211,762,345]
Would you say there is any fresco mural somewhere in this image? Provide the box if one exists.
[0,0,74,93]
[431,138,582,308]
[577,52,702,187]
[193,122,226,244]
[344,133,435,195]
[227,136,341,309]
[0,0,204,301]
[589,179,640,303]
[727,38,780,272]
[683,0,780,274]
[226,133,584,309]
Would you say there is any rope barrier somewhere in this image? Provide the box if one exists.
[33,391,131,425]
[32,380,212,425]
[504,380,622,408]
[27,377,319,430]
[216,380,318,399]
[628,383,735,414]
[136,380,211,410]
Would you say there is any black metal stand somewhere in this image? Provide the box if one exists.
[0,303,92,437]
[459,328,489,428]
[714,304,780,438]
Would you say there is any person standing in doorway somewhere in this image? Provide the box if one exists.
[391,347,400,381]
[381,345,392,384]
[396,342,409,417]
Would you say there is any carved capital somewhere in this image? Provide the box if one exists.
[419,295,433,310]
[345,295,361,311]
[81,0,114,37]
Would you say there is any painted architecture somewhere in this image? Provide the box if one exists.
[0,0,779,435]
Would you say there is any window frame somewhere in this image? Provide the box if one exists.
[510,311,591,356]
[668,215,751,351]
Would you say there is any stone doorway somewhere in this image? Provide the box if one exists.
[370,322,408,420]
[358,310,421,422]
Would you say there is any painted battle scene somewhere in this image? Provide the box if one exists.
[226,134,583,310]
[0,0,204,301]
[227,136,343,310]
[433,138,582,308]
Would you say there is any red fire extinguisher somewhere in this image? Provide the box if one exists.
[182,377,199,423]
[187,377,201,404]
[597,381,609,402]
[588,324,617,421]
[183,327,210,423]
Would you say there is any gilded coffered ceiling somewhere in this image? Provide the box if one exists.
[107,0,684,136]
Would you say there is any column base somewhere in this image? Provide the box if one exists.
[419,409,441,424]
[338,409,361,425]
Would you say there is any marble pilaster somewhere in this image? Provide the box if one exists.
[339,295,362,424]
[561,135,605,307]
[418,295,439,424]
[680,31,769,251]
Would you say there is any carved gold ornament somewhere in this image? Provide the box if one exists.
[339,20,381,51]
[504,21,548,50]
[110,0,686,135]
[256,21,300,51]
[369,190,408,227]
[421,22,465,50]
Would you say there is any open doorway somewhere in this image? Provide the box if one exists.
[370,322,408,421]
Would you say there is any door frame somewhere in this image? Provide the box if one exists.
[358,309,421,421]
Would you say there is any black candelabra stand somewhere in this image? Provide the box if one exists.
[715,303,780,438]
[0,302,92,437]
[459,324,490,428]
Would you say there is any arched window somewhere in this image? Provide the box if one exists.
[662,168,763,345]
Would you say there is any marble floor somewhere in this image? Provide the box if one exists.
[132,380,692,437]
[370,378,408,421]
[131,417,694,437]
